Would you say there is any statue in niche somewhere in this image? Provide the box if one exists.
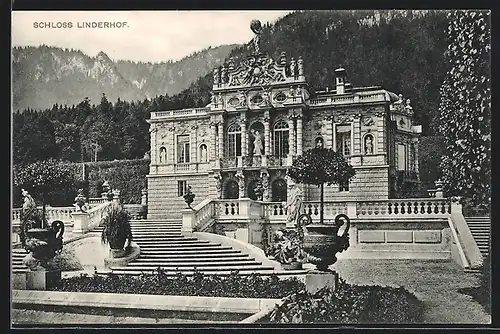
[364,135,374,155]
[200,145,208,162]
[315,137,324,148]
[251,129,264,156]
[159,147,166,163]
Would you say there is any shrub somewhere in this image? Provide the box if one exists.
[101,204,133,250]
[268,277,424,324]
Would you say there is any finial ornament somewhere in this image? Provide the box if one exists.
[250,19,263,54]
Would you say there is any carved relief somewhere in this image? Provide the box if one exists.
[362,116,374,126]
[226,53,287,87]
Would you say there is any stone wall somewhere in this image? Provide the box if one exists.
[338,219,452,260]
[147,173,213,220]
[304,166,389,201]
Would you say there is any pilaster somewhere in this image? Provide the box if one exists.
[288,113,296,155]
[264,111,270,156]
[353,114,361,154]
[191,125,198,163]
[376,112,385,154]
[296,112,303,155]
[241,111,247,156]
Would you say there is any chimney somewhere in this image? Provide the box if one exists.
[334,67,347,94]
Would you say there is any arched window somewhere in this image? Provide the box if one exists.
[227,123,242,158]
[199,144,208,162]
[273,120,289,156]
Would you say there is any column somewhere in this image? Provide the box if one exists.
[296,113,303,155]
[353,115,361,155]
[264,111,271,156]
[218,121,224,158]
[210,121,217,161]
[325,116,333,149]
[288,113,295,155]
[241,112,247,156]
[191,125,198,163]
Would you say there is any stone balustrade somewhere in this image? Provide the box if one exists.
[71,201,113,235]
[151,107,210,119]
[12,206,76,224]
[182,197,455,234]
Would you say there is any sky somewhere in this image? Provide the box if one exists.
[12,10,293,63]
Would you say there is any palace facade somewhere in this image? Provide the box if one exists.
[146,49,422,220]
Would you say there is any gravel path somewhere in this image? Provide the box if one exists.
[333,259,491,324]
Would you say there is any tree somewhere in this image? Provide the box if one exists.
[287,148,356,224]
[13,159,77,227]
[437,10,491,207]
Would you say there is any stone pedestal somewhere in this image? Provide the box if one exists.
[26,270,61,290]
[71,212,90,234]
[305,270,338,294]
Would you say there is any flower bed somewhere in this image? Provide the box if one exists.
[48,269,424,324]
[267,277,424,324]
[50,269,304,299]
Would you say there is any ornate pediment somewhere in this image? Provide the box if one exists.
[226,53,287,87]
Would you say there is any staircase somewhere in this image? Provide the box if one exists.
[102,219,304,277]
[463,216,490,273]
[465,216,490,258]
[12,248,28,274]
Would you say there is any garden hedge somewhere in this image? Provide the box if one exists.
[13,158,150,207]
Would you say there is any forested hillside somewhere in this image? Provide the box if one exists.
[12,44,237,111]
[13,10,452,166]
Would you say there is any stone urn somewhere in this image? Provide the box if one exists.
[23,221,65,270]
[298,213,350,271]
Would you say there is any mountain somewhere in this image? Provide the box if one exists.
[12,44,238,111]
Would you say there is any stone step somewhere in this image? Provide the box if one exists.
[132,236,195,241]
[125,260,262,268]
[110,264,274,272]
[140,249,241,256]
[132,234,183,239]
[134,255,251,262]
[137,245,229,252]
[136,252,245,259]
[130,227,182,231]
[135,241,212,247]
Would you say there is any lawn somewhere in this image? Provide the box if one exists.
[333,259,491,324]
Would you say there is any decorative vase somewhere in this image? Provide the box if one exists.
[300,213,350,272]
[23,221,65,270]
[282,261,303,270]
